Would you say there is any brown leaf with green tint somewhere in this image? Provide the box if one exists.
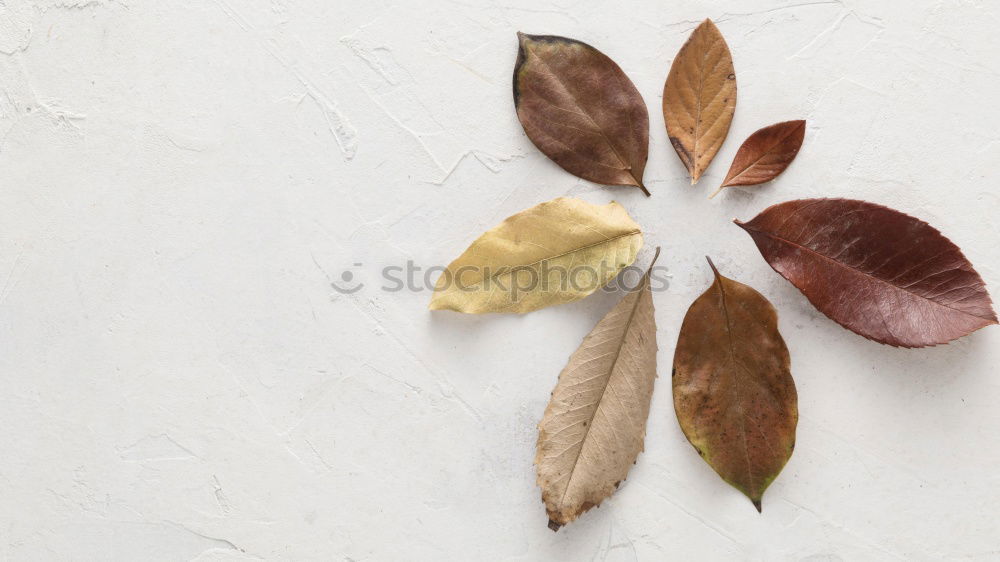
[536,249,660,530]
[711,120,806,198]
[514,33,650,195]
[662,19,736,185]
[736,198,998,347]
[673,258,797,512]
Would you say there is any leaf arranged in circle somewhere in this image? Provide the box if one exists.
[712,120,806,198]
[536,249,660,530]
[673,258,797,513]
[429,197,643,314]
[514,33,651,195]
[736,198,998,347]
[662,19,737,185]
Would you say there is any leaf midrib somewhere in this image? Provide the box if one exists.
[557,269,651,506]
[714,273,757,499]
[471,229,641,287]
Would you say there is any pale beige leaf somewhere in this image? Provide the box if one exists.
[429,197,642,314]
[662,19,737,184]
[535,249,660,530]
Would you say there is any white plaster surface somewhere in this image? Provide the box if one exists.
[1,0,999,559]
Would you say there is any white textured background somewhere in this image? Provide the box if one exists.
[1,0,999,560]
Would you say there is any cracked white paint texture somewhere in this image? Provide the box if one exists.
[0,0,998,560]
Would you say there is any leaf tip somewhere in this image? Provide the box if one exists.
[638,182,651,197]
[547,519,563,532]
[516,31,537,49]
[428,293,448,311]
[752,499,762,513]
[698,18,723,36]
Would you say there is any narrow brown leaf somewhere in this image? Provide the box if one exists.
[662,19,736,185]
[673,258,797,512]
[536,249,660,530]
[711,120,806,198]
[736,198,998,347]
[514,33,650,195]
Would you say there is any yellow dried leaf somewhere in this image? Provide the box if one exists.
[429,198,642,314]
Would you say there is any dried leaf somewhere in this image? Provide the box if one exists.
[514,33,650,195]
[736,198,998,347]
[429,197,642,314]
[536,249,660,530]
[711,120,806,198]
[662,19,737,185]
[673,258,797,512]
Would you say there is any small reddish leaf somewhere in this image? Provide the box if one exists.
[712,120,805,198]
[514,33,650,195]
[673,258,797,512]
[736,199,998,347]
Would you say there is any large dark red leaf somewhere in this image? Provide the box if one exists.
[513,33,650,195]
[736,198,997,348]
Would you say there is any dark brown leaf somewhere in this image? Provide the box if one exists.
[736,198,998,347]
[514,33,650,195]
[662,19,736,185]
[712,120,805,198]
[673,258,797,512]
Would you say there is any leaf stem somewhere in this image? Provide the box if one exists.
[647,246,661,270]
[705,255,721,281]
